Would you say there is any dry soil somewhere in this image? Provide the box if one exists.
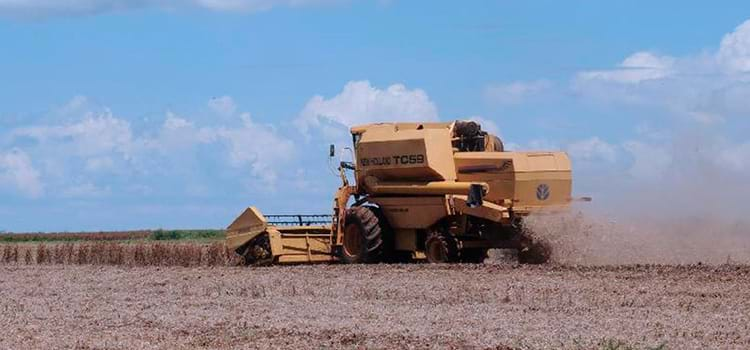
[1,263,749,349]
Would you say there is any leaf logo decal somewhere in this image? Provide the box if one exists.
[536,184,550,201]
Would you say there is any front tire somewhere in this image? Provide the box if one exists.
[341,206,386,263]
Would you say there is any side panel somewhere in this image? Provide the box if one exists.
[454,152,572,209]
[273,226,334,264]
[355,124,456,184]
[369,196,448,229]
[454,153,515,202]
[513,153,572,208]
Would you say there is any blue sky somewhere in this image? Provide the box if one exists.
[2,1,750,231]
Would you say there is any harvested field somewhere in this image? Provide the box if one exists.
[1,263,748,349]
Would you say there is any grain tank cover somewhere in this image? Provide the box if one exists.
[352,122,457,183]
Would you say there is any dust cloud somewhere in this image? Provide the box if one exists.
[524,211,750,265]
[526,130,750,265]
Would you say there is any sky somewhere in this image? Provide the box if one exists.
[1,1,750,232]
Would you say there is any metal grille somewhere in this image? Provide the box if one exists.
[265,214,332,226]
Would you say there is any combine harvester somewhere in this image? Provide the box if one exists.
[226,120,585,265]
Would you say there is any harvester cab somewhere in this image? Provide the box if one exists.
[227,120,579,265]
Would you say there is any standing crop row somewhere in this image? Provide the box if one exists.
[0,242,238,266]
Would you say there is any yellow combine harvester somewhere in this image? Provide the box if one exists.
[227,120,584,265]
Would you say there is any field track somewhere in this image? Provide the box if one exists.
[1,263,749,349]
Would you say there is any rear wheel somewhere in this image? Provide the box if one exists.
[425,231,458,263]
[341,206,386,263]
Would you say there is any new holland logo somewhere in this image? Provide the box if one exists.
[536,184,550,201]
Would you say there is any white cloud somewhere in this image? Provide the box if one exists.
[208,96,237,116]
[686,110,724,124]
[0,149,44,197]
[297,80,438,133]
[192,0,330,11]
[217,113,294,184]
[567,137,617,163]
[719,142,750,172]
[156,109,292,184]
[484,79,551,104]
[58,95,88,115]
[153,108,295,185]
[717,20,750,72]
[8,110,148,195]
[61,183,110,198]
[573,20,750,124]
[84,157,115,172]
[3,95,297,199]
[0,0,341,17]
[504,139,558,152]
[0,0,135,17]
[13,110,134,159]
[157,111,217,151]
[163,113,194,130]
[577,52,675,84]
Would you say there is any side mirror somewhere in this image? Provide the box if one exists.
[329,144,335,158]
[466,184,484,208]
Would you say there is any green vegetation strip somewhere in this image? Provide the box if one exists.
[150,229,225,241]
[0,229,225,243]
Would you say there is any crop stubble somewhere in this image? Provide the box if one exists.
[1,263,748,349]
